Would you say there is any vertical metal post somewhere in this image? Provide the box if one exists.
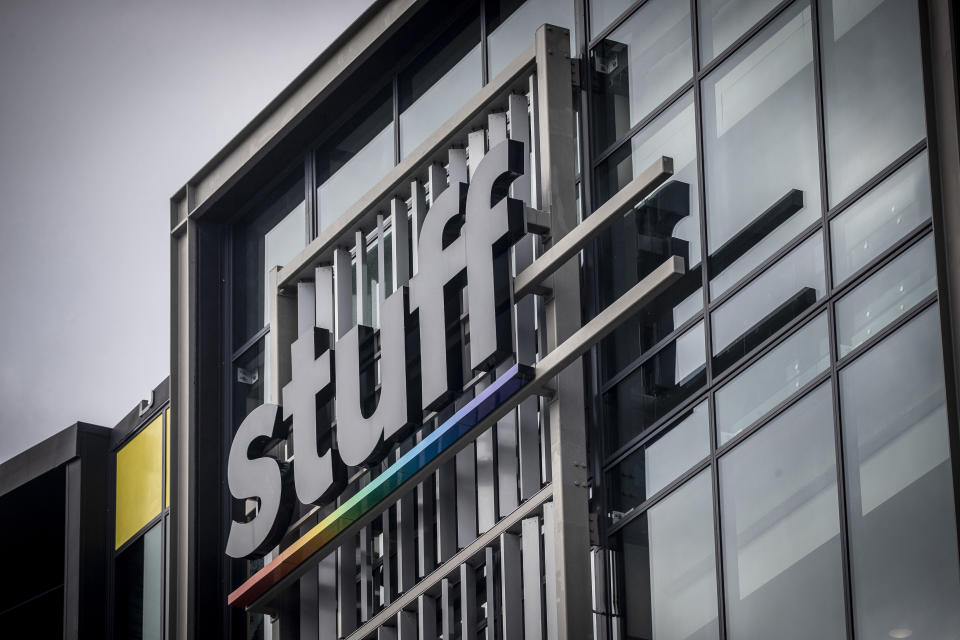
[417,594,437,640]
[500,532,523,640]
[333,248,353,339]
[535,24,592,640]
[355,230,370,327]
[459,563,478,639]
[268,267,297,404]
[521,515,544,640]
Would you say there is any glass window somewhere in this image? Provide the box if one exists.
[698,0,782,63]
[836,234,937,357]
[399,10,481,158]
[613,471,719,640]
[820,0,926,205]
[233,174,306,347]
[839,305,960,638]
[590,0,693,152]
[233,339,266,429]
[594,92,703,381]
[711,232,825,374]
[603,321,707,453]
[719,383,845,640]
[829,151,931,284]
[115,523,162,640]
[317,87,394,233]
[606,401,709,523]
[716,312,829,443]
[589,0,634,38]
[702,1,820,299]
[486,0,575,79]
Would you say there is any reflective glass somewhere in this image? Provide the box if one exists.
[698,0,782,63]
[614,471,719,640]
[830,151,931,284]
[114,523,163,640]
[603,321,706,453]
[702,1,820,299]
[836,234,937,357]
[820,0,926,205]
[589,0,634,38]
[716,312,829,443]
[233,174,305,347]
[840,305,960,638]
[711,233,825,374]
[233,338,265,430]
[399,11,481,158]
[720,383,845,640]
[606,401,709,523]
[487,0,574,79]
[317,88,394,232]
[594,93,703,381]
[590,0,692,151]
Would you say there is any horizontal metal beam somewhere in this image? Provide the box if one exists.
[231,255,684,612]
[513,156,673,299]
[277,43,537,290]
[345,484,554,640]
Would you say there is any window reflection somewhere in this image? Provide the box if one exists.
[233,174,305,347]
[613,471,719,640]
[711,232,825,374]
[589,0,634,38]
[316,88,394,233]
[603,321,706,453]
[716,312,829,443]
[820,0,926,205]
[836,234,937,357]
[606,401,709,522]
[698,0,782,63]
[114,524,162,640]
[594,93,703,381]
[720,383,845,640]
[399,10,481,158]
[840,305,960,638]
[702,1,820,299]
[233,339,265,430]
[487,0,574,79]
[590,0,692,152]
[830,151,931,284]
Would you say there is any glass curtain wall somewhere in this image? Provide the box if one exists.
[587,1,960,639]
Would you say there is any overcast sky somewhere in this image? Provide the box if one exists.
[0,0,374,462]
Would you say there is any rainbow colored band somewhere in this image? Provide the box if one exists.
[228,362,535,609]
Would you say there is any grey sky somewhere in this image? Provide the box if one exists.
[0,0,374,462]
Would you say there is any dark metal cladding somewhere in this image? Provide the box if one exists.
[409,182,470,411]
[465,139,527,373]
[282,327,345,505]
[225,403,295,558]
[335,286,420,467]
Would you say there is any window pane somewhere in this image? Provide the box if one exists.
[606,401,709,523]
[836,234,937,357]
[589,0,634,38]
[711,232,825,374]
[702,1,820,299]
[720,383,845,640]
[716,312,829,443]
[115,523,163,640]
[829,151,931,284]
[820,0,926,205]
[614,471,719,640]
[487,0,574,79]
[698,0,782,64]
[839,305,960,638]
[399,11,481,158]
[316,88,394,233]
[594,93,703,381]
[603,321,706,453]
[590,0,692,151]
[233,338,265,429]
[233,174,305,347]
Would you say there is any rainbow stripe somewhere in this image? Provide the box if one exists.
[228,362,535,608]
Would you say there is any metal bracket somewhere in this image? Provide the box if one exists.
[524,206,551,237]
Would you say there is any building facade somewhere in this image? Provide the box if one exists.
[163,1,960,640]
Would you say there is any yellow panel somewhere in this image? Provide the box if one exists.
[165,407,171,509]
[116,415,163,549]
